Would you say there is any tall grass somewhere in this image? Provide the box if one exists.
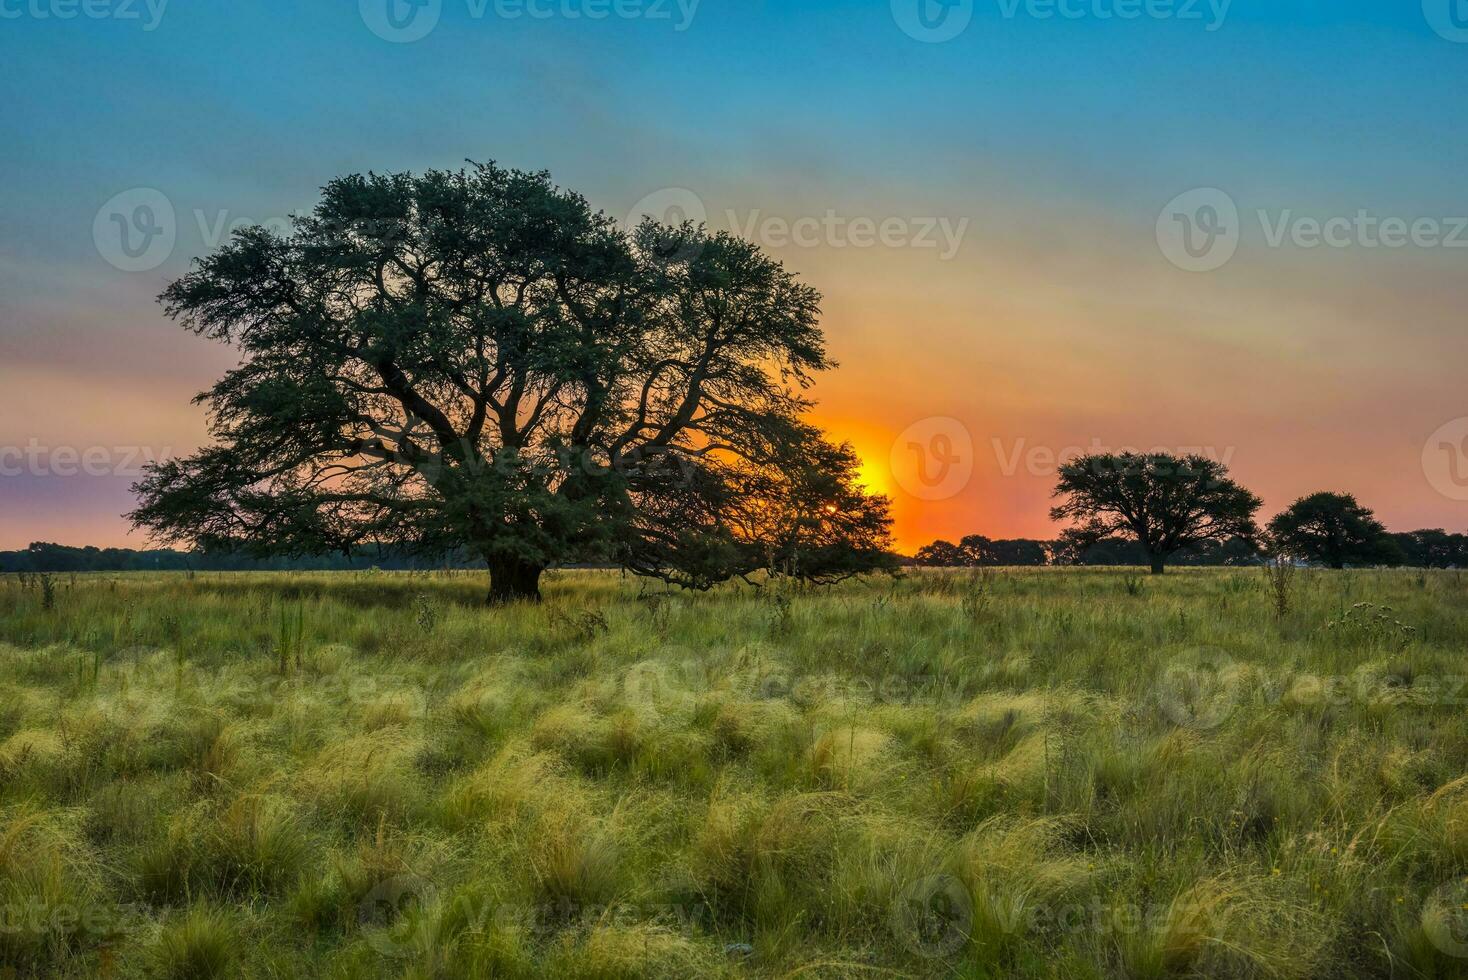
[0,566,1465,975]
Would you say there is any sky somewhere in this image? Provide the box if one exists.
[2,0,1466,554]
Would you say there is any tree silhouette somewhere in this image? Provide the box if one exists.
[130,164,893,601]
[913,535,1049,566]
[1267,492,1400,569]
[1390,529,1468,568]
[1050,452,1260,574]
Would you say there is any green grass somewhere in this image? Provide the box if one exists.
[2,566,1468,977]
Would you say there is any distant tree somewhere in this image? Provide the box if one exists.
[1391,529,1468,568]
[913,539,965,566]
[1050,452,1261,575]
[1171,536,1261,566]
[0,542,499,574]
[1051,534,1146,566]
[984,538,1049,566]
[912,534,1049,566]
[1052,534,1259,568]
[1267,492,1401,569]
[130,163,893,602]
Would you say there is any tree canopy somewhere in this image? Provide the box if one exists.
[1050,452,1261,574]
[130,163,894,601]
[1390,529,1468,569]
[913,535,1050,566]
[1267,492,1400,569]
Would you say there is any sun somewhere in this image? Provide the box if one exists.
[854,450,892,499]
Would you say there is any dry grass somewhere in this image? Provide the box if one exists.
[0,566,1466,976]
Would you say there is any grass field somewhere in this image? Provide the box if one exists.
[3,567,1468,978]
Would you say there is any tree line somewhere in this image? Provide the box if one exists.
[917,454,1467,571]
[0,542,493,574]
[914,531,1468,569]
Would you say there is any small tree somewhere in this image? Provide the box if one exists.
[1050,452,1261,575]
[1262,557,1296,617]
[1267,492,1400,569]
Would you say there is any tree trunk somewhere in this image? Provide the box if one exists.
[1149,555,1166,575]
[486,557,545,604]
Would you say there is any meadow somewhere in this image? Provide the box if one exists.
[3,566,1468,978]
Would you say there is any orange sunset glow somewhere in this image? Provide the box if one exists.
[4,6,1467,556]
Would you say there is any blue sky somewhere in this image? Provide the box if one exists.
[2,0,1466,548]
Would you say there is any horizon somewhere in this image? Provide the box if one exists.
[4,2,1468,554]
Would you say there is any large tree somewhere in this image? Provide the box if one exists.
[130,164,893,601]
[1050,452,1261,574]
[1267,492,1400,569]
